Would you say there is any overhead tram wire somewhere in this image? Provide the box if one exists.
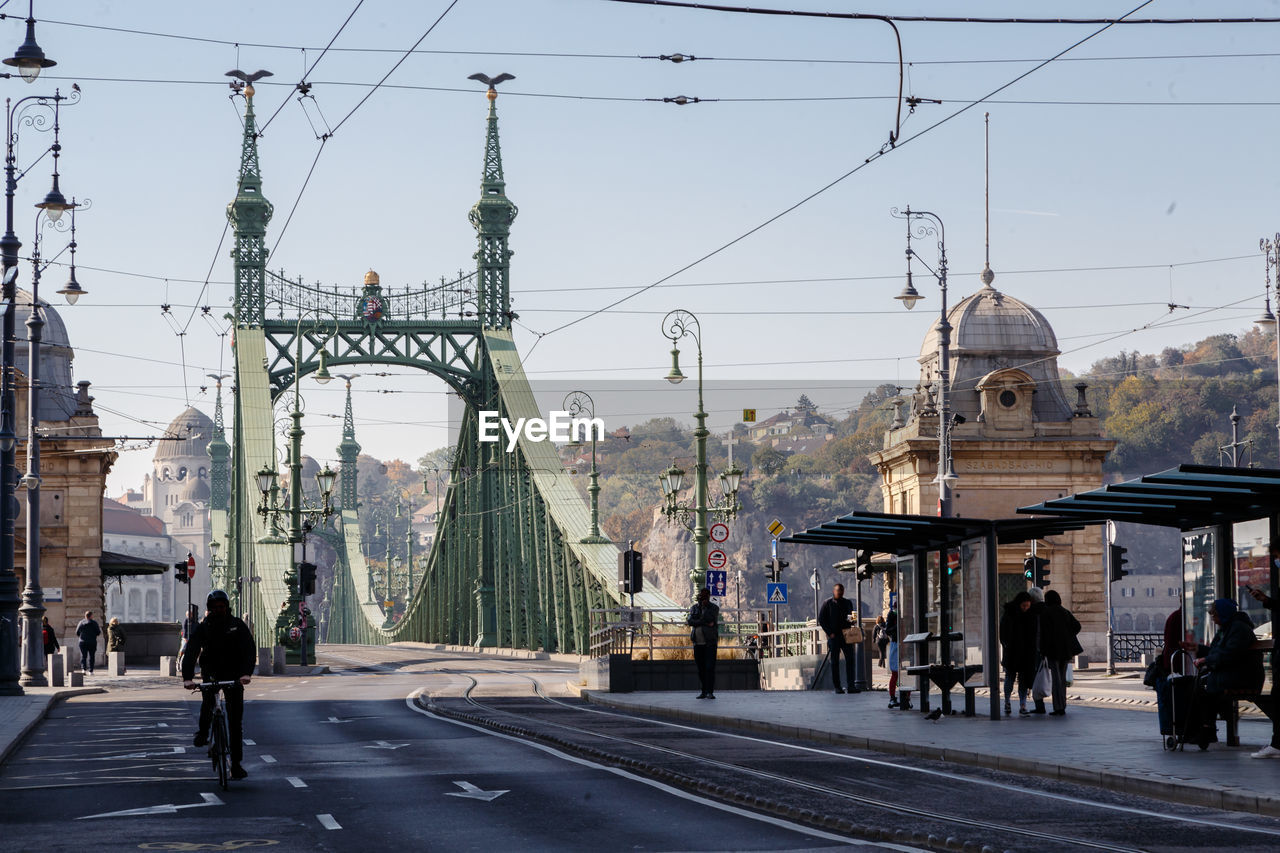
[258,0,366,135]
[524,0,1159,354]
[266,0,461,260]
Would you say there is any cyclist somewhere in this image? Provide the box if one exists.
[182,589,256,780]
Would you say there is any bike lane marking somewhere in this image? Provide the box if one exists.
[317,814,341,830]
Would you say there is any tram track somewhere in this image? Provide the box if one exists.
[423,667,1280,853]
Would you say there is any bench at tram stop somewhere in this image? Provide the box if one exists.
[902,631,985,717]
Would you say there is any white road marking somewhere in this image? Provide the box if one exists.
[243,738,256,746]
[286,776,307,788]
[317,813,341,830]
[82,747,187,760]
[365,740,409,750]
[445,780,508,802]
[320,716,352,724]
[78,792,223,820]
[260,755,277,764]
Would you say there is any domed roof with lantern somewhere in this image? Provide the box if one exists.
[155,407,215,461]
[913,271,1073,424]
[13,289,76,421]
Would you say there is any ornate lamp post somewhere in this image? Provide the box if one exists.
[18,197,82,686]
[564,390,610,544]
[890,207,957,518]
[255,312,337,666]
[0,38,76,692]
[1256,234,1280,460]
[658,309,744,598]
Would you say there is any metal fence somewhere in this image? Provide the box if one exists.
[588,607,832,661]
[1111,632,1163,663]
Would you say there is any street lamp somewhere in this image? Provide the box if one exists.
[1256,234,1280,460]
[18,197,84,686]
[658,309,744,597]
[1,72,78,693]
[2,2,55,84]
[254,311,337,666]
[890,207,957,518]
[564,390,610,544]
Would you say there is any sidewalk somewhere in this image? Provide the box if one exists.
[0,663,327,768]
[583,666,1280,818]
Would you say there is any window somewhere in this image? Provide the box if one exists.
[1145,588,1155,598]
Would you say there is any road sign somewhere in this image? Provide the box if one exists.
[706,570,728,598]
[767,518,786,538]
[766,582,788,604]
[707,549,728,570]
[709,522,729,543]
[742,408,757,422]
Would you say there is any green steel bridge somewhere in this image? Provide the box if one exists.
[210,82,676,656]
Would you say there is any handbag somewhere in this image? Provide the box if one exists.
[1065,662,1074,686]
[842,625,864,644]
[1032,658,1052,700]
[1142,659,1163,688]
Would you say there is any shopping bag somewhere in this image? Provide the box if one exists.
[1032,659,1051,700]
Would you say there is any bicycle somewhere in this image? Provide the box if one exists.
[192,680,240,790]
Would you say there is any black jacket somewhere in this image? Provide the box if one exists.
[181,615,256,682]
[1200,611,1264,693]
[686,602,720,645]
[999,600,1040,679]
[1040,602,1082,661]
[817,596,854,638]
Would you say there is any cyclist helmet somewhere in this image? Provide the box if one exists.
[207,589,230,608]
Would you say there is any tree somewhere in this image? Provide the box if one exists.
[752,446,788,476]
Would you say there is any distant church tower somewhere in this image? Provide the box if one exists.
[145,408,215,606]
[870,278,1116,657]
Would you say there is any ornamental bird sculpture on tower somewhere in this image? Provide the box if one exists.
[226,68,273,95]
[468,72,514,94]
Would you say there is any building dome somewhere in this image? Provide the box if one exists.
[364,270,380,286]
[14,289,77,421]
[179,475,211,503]
[155,407,215,460]
[916,283,1073,423]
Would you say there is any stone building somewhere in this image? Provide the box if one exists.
[12,290,117,643]
[870,278,1116,658]
[102,497,183,623]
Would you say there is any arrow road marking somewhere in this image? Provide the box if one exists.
[84,746,187,760]
[364,741,408,750]
[78,792,222,820]
[320,716,351,724]
[444,781,508,802]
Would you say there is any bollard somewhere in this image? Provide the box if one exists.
[61,646,76,675]
[68,670,84,687]
[159,655,177,677]
[47,652,64,687]
[107,651,126,676]
[898,687,914,711]
[256,648,272,676]
[272,645,286,675]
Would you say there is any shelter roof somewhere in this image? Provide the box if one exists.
[782,510,1104,555]
[1016,464,1280,530]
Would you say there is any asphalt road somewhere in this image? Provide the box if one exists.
[0,656,888,853]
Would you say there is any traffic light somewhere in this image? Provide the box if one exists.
[1109,545,1129,583]
[174,562,189,584]
[618,548,643,595]
[764,558,789,580]
[298,561,317,595]
[1023,555,1050,587]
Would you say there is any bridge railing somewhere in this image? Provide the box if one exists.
[1111,632,1164,663]
[589,607,773,660]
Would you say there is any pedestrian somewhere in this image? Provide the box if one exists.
[75,610,101,674]
[687,587,720,699]
[999,591,1038,717]
[873,614,889,668]
[1040,589,1082,716]
[1247,583,1280,758]
[817,583,856,693]
[107,617,128,654]
[41,615,59,657]
[1026,586,1048,714]
[1155,607,1183,737]
[884,608,901,707]
[180,604,199,663]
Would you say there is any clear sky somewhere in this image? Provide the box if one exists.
[5,1,1279,496]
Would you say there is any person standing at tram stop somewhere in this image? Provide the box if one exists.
[884,608,901,708]
[818,583,857,694]
[687,587,720,700]
[873,614,889,668]
[1246,585,1280,758]
[999,591,1038,717]
[1040,590,1082,716]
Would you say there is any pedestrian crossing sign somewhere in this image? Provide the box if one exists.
[766,582,788,604]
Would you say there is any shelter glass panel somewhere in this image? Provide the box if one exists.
[1182,528,1217,647]
[958,537,987,687]
[895,554,916,668]
[925,550,940,643]
[1232,517,1271,637]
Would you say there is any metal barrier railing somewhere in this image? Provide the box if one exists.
[588,608,829,660]
[1111,632,1163,663]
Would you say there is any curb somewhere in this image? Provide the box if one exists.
[581,691,1280,819]
[0,687,104,767]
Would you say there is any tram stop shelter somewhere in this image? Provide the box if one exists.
[785,464,1280,725]
[784,511,1108,721]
